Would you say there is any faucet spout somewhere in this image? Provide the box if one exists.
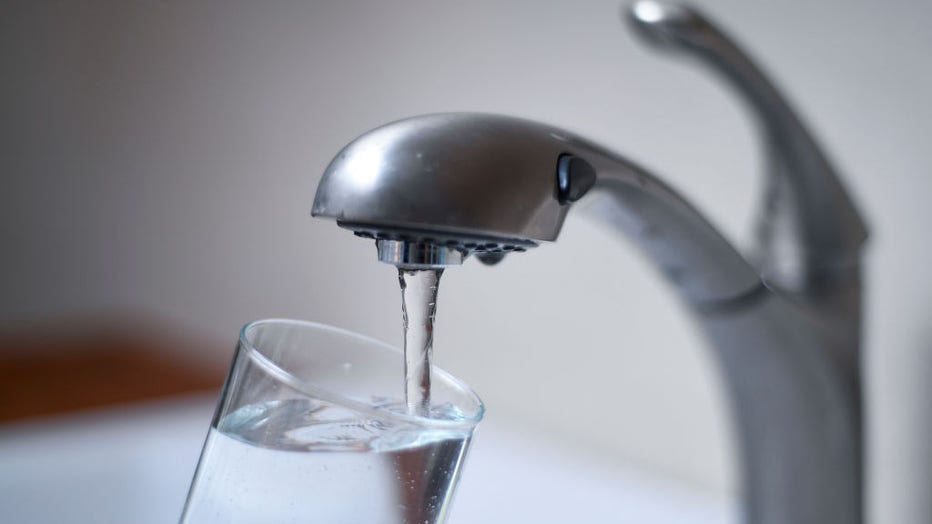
[311,112,760,303]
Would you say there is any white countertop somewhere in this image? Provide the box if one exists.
[0,395,734,523]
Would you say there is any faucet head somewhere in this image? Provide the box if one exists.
[312,113,592,268]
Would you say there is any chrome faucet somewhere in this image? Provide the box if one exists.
[311,2,868,523]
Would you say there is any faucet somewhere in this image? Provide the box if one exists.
[311,2,868,523]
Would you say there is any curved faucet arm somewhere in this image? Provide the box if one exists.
[575,146,763,304]
[628,1,869,294]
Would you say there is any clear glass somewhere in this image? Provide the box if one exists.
[179,319,484,524]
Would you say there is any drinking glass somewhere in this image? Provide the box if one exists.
[180,319,484,524]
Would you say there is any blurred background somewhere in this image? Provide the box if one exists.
[1,0,930,522]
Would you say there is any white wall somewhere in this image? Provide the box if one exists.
[2,1,930,522]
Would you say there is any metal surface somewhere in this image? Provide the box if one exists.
[313,113,760,303]
[376,239,465,269]
[312,2,867,523]
[312,113,571,243]
[627,1,868,294]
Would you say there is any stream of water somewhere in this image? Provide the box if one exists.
[398,268,444,416]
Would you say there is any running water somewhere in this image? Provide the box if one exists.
[398,268,443,416]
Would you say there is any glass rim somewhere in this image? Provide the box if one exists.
[238,318,485,431]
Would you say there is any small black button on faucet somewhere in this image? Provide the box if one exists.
[556,154,597,204]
